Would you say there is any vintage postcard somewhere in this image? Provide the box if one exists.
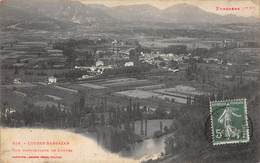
[0,0,259,162]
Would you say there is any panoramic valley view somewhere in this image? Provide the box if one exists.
[0,0,260,162]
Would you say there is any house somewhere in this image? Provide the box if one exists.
[13,78,22,84]
[48,76,57,84]
[204,58,222,64]
[168,68,179,72]
[82,75,93,79]
[124,61,134,67]
[96,60,104,67]
[227,62,233,66]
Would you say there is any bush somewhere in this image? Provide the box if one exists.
[153,130,163,138]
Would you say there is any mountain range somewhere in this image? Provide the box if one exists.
[1,0,259,29]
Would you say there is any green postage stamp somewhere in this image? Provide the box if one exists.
[210,99,250,145]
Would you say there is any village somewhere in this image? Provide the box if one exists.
[1,30,260,156]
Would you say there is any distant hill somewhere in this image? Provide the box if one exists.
[103,3,259,24]
[161,4,259,24]
[162,4,220,23]
[0,4,74,30]
[0,5,35,26]
[2,0,259,27]
[107,4,163,22]
[4,0,116,25]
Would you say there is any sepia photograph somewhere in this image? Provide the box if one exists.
[0,0,259,162]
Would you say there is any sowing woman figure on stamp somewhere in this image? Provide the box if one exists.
[218,103,242,139]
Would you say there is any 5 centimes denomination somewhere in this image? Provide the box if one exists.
[210,99,250,145]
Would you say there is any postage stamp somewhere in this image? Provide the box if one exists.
[210,99,250,145]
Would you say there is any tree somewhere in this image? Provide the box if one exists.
[71,102,81,127]
[100,114,105,126]
[21,102,41,126]
[169,60,179,69]
[129,49,140,63]
[0,102,10,125]
[191,48,209,57]
[63,47,77,67]
[154,107,167,119]
[159,61,166,67]
[79,96,85,113]
[14,66,19,75]
[164,45,188,55]
[89,111,96,127]
[84,52,95,66]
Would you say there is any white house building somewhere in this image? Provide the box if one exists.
[96,60,104,67]
[48,76,57,84]
[124,61,134,67]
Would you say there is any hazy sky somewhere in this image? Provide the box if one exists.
[77,0,259,17]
